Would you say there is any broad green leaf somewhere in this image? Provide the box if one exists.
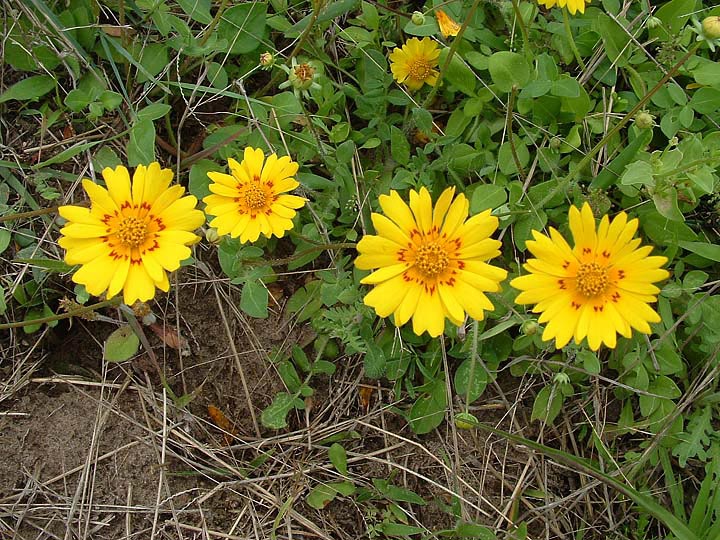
[176,0,212,23]
[14,258,75,273]
[470,184,507,213]
[440,49,477,97]
[240,279,269,318]
[306,481,355,509]
[261,392,297,429]
[390,126,410,166]
[218,3,267,54]
[595,14,631,67]
[189,159,219,200]
[531,385,563,424]
[0,75,56,104]
[620,160,654,186]
[329,443,348,476]
[678,241,720,263]
[649,0,696,42]
[0,229,11,255]
[454,358,488,404]
[488,52,531,92]
[137,102,172,121]
[689,87,720,114]
[127,119,156,167]
[377,523,426,536]
[408,378,446,434]
[104,326,140,362]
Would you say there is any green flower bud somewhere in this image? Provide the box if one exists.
[455,412,478,430]
[635,111,655,130]
[521,319,539,336]
[205,228,221,245]
[646,16,662,30]
[411,11,425,25]
[549,137,562,150]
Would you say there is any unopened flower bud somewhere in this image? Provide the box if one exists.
[635,111,655,130]
[455,412,477,430]
[205,228,221,244]
[411,11,425,25]
[702,16,720,40]
[259,52,274,68]
[646,16,661,30]
[549,137,562,150]
[521,319,539,336]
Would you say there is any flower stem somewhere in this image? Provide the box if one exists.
[563,9,586,71]
[421,0,483,110]
[0,205,66,224]
[464,320,480,413]
[0,298,121,330]
[511,0,533,61]
[197,0,231,48]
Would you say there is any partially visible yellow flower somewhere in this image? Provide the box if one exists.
[355,187,507,337]
[436,9,461,38]
[536,0,589,15]
[389,37,440,91]
[203,147,306,243]
[59,163,205,305]
[510,203,669,351]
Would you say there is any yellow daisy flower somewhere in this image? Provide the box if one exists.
[59,163,205,305]
[203,147,306,243]
[389,37,441,91]
[536,0,589,15]
[510,203,669,351]
[436,9,461,38]
[355,187,507,337]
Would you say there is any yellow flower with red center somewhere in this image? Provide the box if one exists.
[536,0,589,15]
[436,9,461,38]
[203,147,306,243]
[355,187,507,337]
[510,203,669,351]
[389,37,441,91]
[59,163,205,305]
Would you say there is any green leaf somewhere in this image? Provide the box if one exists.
[595,14,631,67]
[0,75,56,104]
[454,358,488,404]
[648,0,696,42]
[578,350,600,375]
[678,240,720,262]
[189,159,219,200]
[652,188,684,222]
[691,58,720,87]
[440,49,477,97]
[377,523,425,536]
[14,258,75,273]
[277,360,301,392]
[329,443,348,476]
[408,378,447,435]
[65,88,91,111]
[240,279,269,318]
[390,126,410,166]
[261,392,297,429]
[176,0,212,23]
[218,3,267,54]
[104,326,140,362]
[363,342,386,379]
[135,43,169,83]
[531,385,563,424]
[127,119,156,167]
[620,160,654,186]
[0,229,11,255]
[137,102,172,121]
[470,184,507,213]
[488,52,531,93]
[373,479,426,505]
[306,481,355,509]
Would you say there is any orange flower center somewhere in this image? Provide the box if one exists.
[117,216,147,248]
[576,262,608,297]
[244,184,267,210]
[415,242,449,278]
[294,63,315,83]
[409,59,432,81]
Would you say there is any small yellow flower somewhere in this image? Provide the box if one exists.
[536,0,589,15]
[355,187,507,338]
[204,147,306,243]
[436,9,461,38]
[389,37,440,91]
[510,203,669,351]
[59,163,205,305]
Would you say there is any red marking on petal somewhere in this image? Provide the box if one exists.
[121,201,131,210]
[593,305,604,312]
[583,247,591,255]
[562,260,570,269]
[571,301,581,310]
[457,261,465,270]
[611,292,621,302]
[617,270,625,279]
[558,279,566,290]
[140,202,151,210]
[602,250,610,258]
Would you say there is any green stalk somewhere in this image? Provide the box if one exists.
[0,298,121,330]
[563,9,586,71]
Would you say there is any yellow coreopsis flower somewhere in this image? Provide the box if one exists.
[203,148,306,243]
[510,203,669,351]
[389,37,440,91]
[436,9,461,38]
[355,187,508,337]
[59,163,205,305]
[536,0,589,15]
